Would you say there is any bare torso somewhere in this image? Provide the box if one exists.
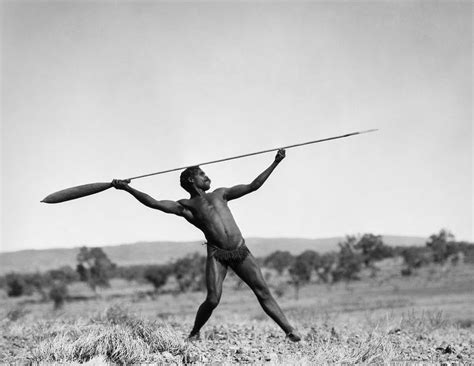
[179,188,243,250]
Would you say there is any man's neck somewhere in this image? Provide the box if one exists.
[190,187,207,198]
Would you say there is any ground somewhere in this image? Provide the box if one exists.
[1,263,473,364]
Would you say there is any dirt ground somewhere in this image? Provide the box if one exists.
[1,264,473,363]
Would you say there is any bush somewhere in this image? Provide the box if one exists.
[49,282,68,310]
[355,234,393,266]
[172,253,206,292]
[46,266,79,284]
[115,265,148,282]
[400,246,432,270]
[144,265,170,293]
[289,251,318,299]
[76,247,116,292]
[264,251,293,274]
[5,273,26,297]
[332,236,364,282]
[426,229,454,263]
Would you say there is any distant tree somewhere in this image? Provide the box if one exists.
[446,241,474,264]
[426,229,455,263]
[354,234,393,266]
[144,265,170,293]
[264,251,294,275]
[49,281,68,310]
[22,272,48,300]
[172,253,206,292]
[317,252,338,284]
[4,272,49,299]
[76,247,116,292]
[5,273,26,297]
[115,265,149,283]
[300,250,323,268]
[332,236,364,283]
[46,266,80,284]
[288,251,319,300]
[400,246,432,272]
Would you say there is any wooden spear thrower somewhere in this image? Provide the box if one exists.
[41,129,378,204]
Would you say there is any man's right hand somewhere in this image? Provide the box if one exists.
[112,179,131,190]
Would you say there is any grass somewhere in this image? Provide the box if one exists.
[1,264,473,363]
[3,308,469,364]
[1,305,193,364]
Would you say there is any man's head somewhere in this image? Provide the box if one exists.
[180,166,211,193]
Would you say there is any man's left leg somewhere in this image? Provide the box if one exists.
[232,253,301,341]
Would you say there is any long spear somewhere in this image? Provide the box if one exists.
[41,128,377,204]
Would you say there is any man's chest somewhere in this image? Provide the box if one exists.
[190,195,228,216]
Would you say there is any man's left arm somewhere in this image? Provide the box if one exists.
[224,149,286,201]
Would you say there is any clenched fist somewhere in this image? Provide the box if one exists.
[274,149,286,163]
[112,179,131,190]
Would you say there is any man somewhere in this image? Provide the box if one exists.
[112,149,301,342]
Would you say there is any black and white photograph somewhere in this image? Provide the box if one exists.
[1,0,472,363]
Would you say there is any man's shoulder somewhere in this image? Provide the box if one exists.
[212,188,228,199]
[177,198,191,206]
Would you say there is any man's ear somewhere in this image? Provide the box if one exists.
[187,176,194,184]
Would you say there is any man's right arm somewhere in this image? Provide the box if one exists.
[111,179,192,218]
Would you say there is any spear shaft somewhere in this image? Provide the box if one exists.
[128,129,378,180]
[41,128,377,204]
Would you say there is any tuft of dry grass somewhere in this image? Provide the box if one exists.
[6,305,193,364]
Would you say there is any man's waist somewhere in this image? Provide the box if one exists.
[205,237,245,251]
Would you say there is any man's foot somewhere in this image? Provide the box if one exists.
[286,329,302,342]
[187,332,201,341]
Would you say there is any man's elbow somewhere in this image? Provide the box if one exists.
[249,182,261,192]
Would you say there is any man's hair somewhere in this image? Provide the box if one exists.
[180,166,201,193]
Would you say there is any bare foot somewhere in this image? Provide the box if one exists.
[286,329,302,342]
[187,332,201,342]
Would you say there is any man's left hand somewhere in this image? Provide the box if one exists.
[275,149,286,163]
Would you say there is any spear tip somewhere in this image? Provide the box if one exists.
[360,128,379,134]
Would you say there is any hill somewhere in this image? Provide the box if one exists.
[0,235,426,275]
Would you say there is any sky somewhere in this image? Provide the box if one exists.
[1,1,472,252]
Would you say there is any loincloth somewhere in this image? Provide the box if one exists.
[206,240,250,267]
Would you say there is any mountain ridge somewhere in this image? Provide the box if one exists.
[0,235,427,275]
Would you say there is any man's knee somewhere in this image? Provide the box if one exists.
[205,294,220,309]
[255,286,272,301]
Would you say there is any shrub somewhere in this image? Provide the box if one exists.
[264,251,294,274]
[355,234,393,266]
[332,236,364,282]
[289,252,316,299]
[49,282,68,310]
[172,253,206,292]
[426,229,454,263]
[5,273,26,297]
[76,247,116,292]
[144,265,170,293]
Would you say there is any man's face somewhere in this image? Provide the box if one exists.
[191,168,211,191]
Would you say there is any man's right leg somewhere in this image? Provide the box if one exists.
[189,251,227,338]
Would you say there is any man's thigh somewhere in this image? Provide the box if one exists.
[231,253,268,291]
[206,250,228,295]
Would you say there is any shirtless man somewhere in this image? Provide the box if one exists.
[112,149,301,342]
